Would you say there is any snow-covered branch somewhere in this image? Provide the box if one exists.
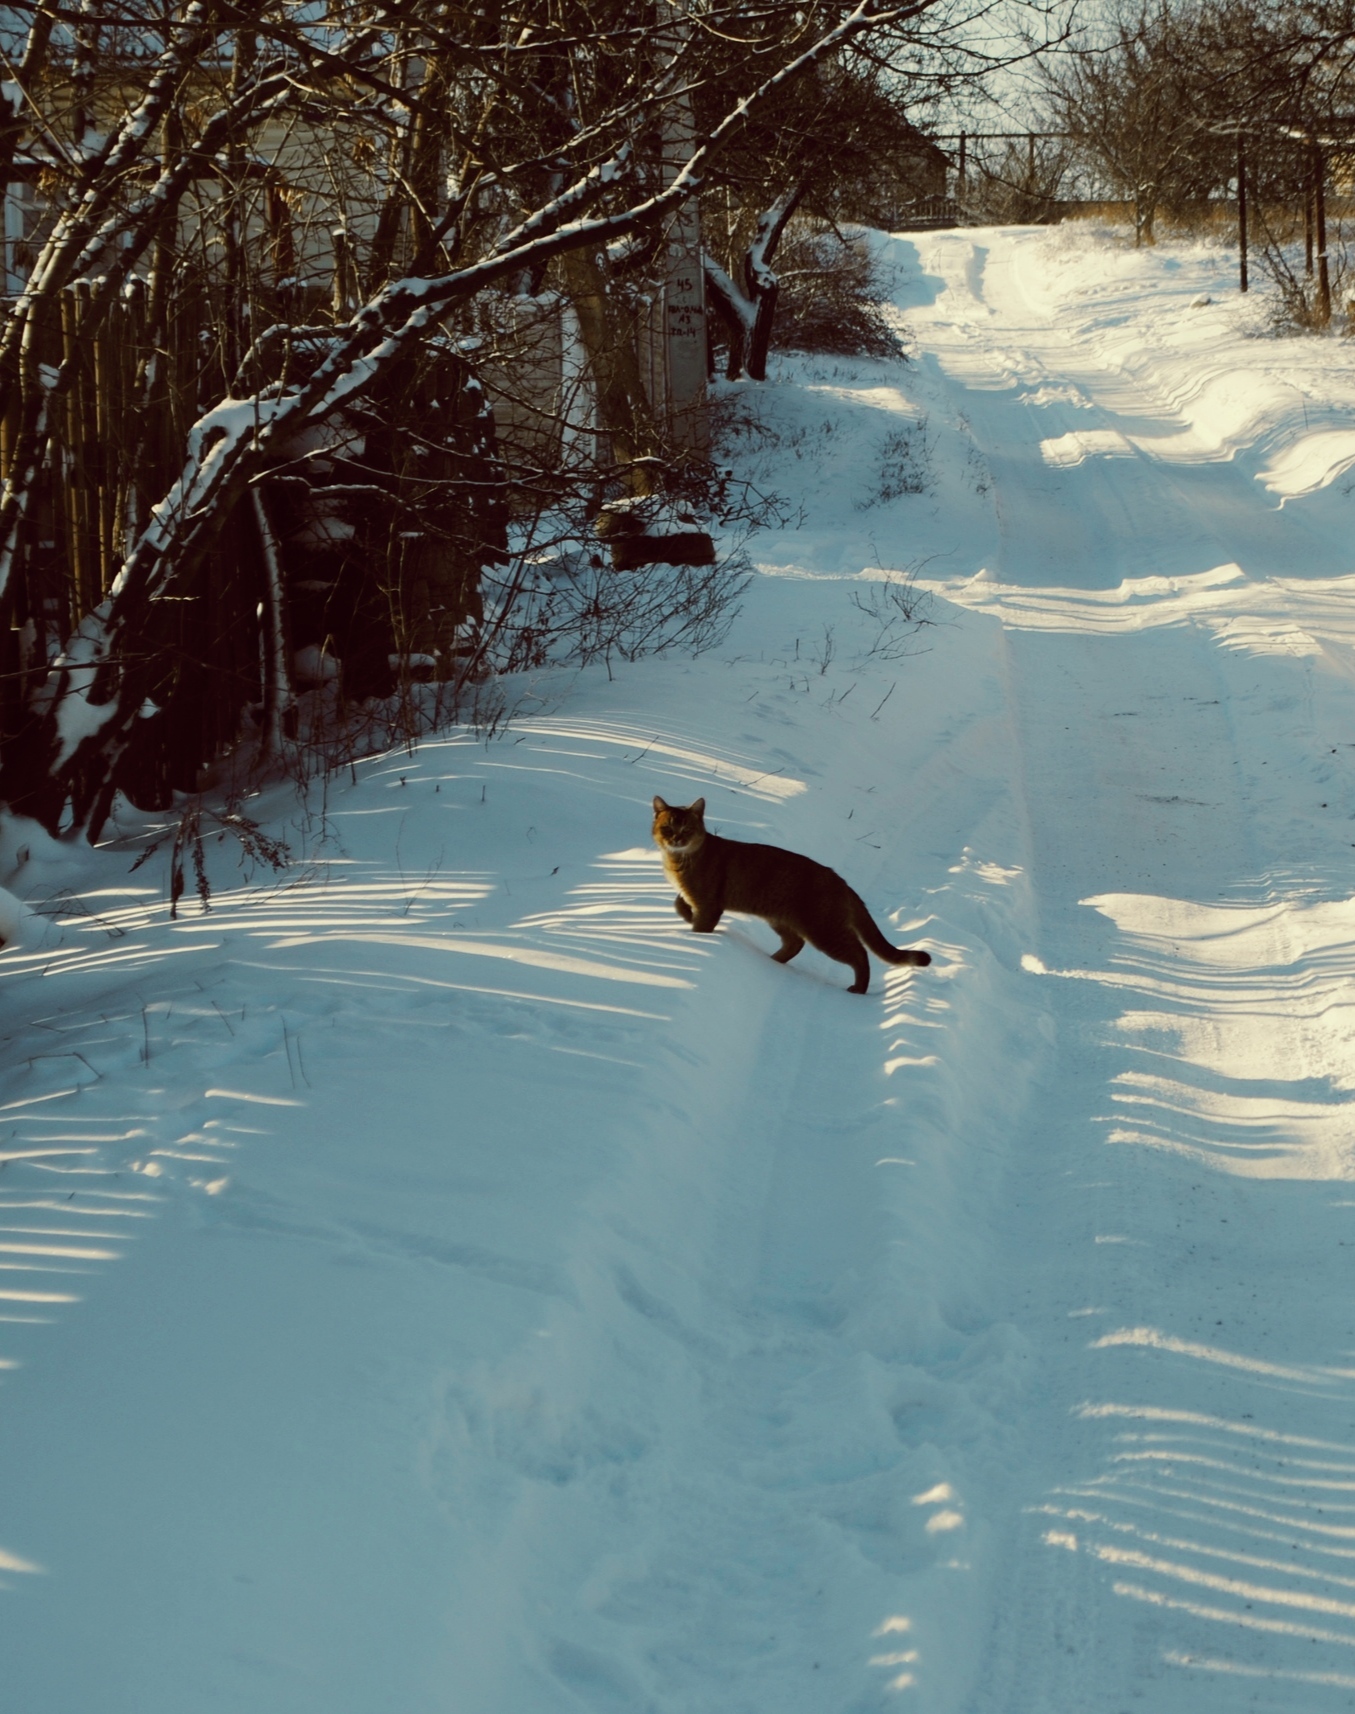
[1,0,945,836]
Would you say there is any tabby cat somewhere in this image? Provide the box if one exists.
[652,796,930,994]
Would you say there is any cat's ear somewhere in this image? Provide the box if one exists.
[691,797,705,818]
[652,796,668,813]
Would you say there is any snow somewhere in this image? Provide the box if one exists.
[7,221,1355,1710]
[291,643,339,685]
[43,601,117,768]
[0,887,34,951]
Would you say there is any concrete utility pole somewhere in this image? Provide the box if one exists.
[658,0,708,457]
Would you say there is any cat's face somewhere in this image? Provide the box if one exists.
[652,796,706,854]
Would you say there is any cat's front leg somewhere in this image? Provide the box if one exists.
[675,895,694,922]
[692,906,723,933]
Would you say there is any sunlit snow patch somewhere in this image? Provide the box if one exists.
[1083,889,1355,1180]
[1023,383,1091,409]
[1040,429,1136,467]
[1258,429,1355,500]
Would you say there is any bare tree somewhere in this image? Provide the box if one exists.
[1038,0,1234,243]
[0,0,1050,840]
[701,55,956,377]
[961,133,1073,222]
[1041,0,1355,330]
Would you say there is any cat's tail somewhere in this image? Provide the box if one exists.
[854,902,931,967]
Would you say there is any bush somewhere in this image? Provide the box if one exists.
[773,222,904,359]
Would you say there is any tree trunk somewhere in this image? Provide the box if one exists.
[743,184,806,381]
[251,488,289,761]
[557,246,655,479]
[702,255,751,379]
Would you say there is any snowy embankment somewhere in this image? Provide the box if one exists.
[5,223,1355,1713]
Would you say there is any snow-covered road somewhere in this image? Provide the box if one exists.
[5,226,1355,1712]
[911,228,1355,1712]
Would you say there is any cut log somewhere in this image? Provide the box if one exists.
[596,498,716,569]
[609,530,716,570]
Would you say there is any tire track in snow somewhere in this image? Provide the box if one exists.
[908,228,1355,1712]
[421,620,1052,1714]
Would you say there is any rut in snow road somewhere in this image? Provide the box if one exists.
[908,228,1355,1712]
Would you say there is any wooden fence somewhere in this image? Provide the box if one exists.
[0,269,506,813]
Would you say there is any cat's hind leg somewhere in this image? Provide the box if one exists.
[808,927,871,994]
[845,949,870,994]
[770,925,805,965]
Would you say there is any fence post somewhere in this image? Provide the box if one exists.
[1236,132,1247,293]
[1315,141,1331,325]
[1305,177,1314,277]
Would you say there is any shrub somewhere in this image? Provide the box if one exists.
[773,222,904,359]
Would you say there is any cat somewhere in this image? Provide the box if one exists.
[652,796,930,995]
